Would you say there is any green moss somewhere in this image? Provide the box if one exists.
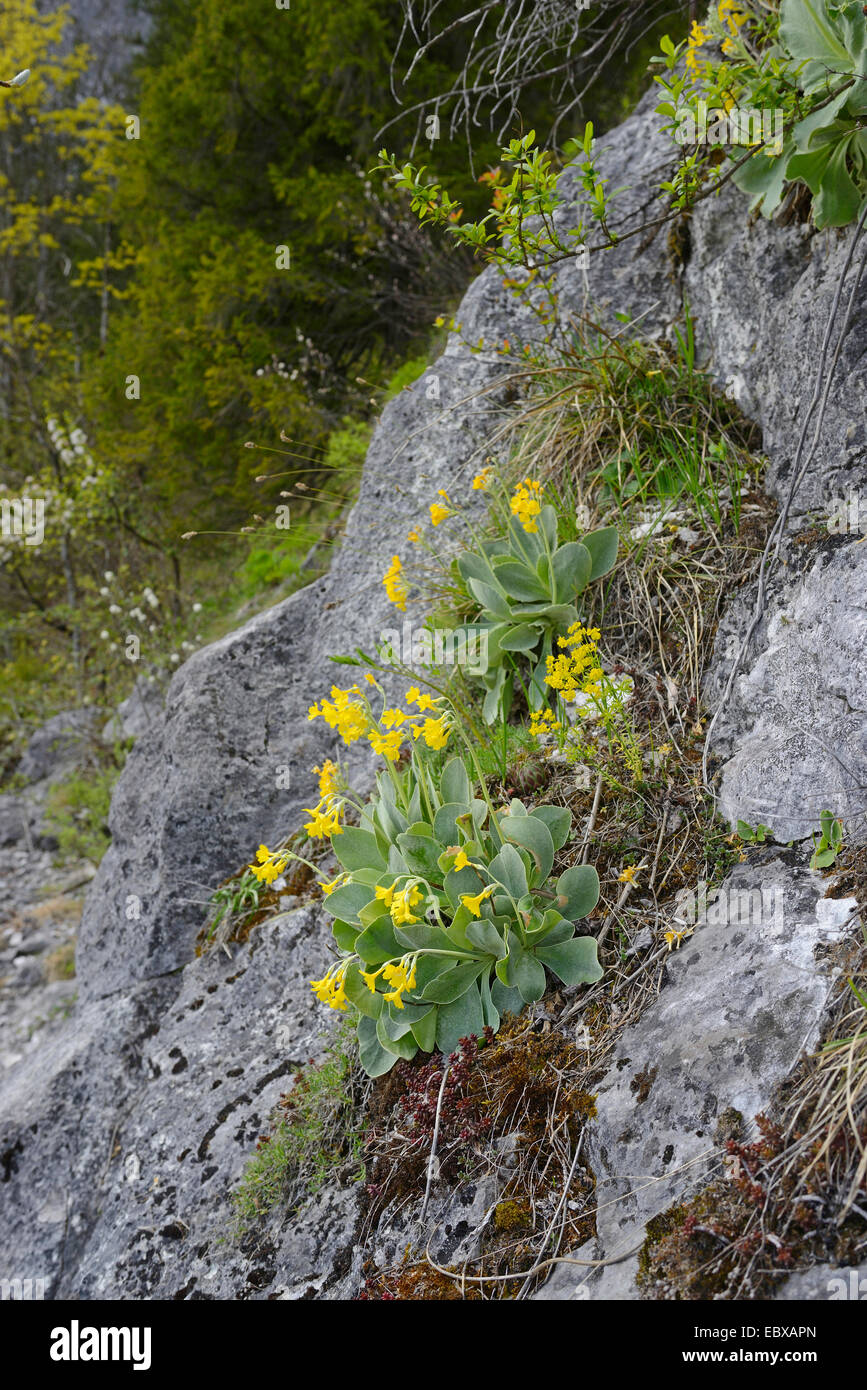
[493,1199,532,1234]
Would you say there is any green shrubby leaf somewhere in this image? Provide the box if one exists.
[555,864,600,920]
[436,985,485,1054]
[357,1015,398,1076]
[442,757,472,805]
[535,936,603,985]
[551,541,592,601]
[421,960,486,1003]
[355,917,404,965]
[488,842,529,899]
[323,882,374,923]
[376,1012,419,1058]
[531,805,572,850]
[332,827,386,872]
[499,812,554,886]
[582,526,619,580]
[343,961,383,1019]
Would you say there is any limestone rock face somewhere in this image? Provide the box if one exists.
[705,541,867,842]
[577,862,856,1299]
[1,86,864,1301]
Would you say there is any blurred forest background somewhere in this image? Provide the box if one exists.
[0,0,687,781]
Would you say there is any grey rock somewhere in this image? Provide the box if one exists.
[685,184,867,519]
[371,1177,500,1275]
[706,540,867,841]
[0,903,361,1298]
[16,709,104,787]
[563,861,856,1300]
[0,793,38,849]
[102,680,165,745]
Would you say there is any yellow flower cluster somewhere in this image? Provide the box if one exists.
[375,879,425,926]
[430,501,453,527]
[685,18,708,72]
[412,715,450,751]
[405,687,451,751]
[303,800,343,839]
[311,961,350,1011]
[545,623,603,703]
[360,954,418,1009]
[510,477,545,533]
[308,684,450,763]
[313,759,340,798]
[383,554,409,611]
[718,0,748,54]
[250,843,288,884]
[529,708,562,738]
[308,685,367,744]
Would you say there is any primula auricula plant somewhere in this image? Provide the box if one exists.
[653,1,867,229]
[257,676,602,1077]
[426,471,619,724]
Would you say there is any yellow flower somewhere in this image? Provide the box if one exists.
[529,708,561,737]
[313,760,340,798]
[408,529,420,544]
[461,886,494,917]
[375,881,397,907]
[319,873,348,896]
[472,467,494,491]
[307,685,369,746]
[368,727,403,761]
[380,707,406,729]
[618,865,639,885]
[380,955,418,1007]
[509,478,545,533]
[361,965,384,993]
[252,857,287,885]
[364,672,376,685]
[430,502,453,527]
[405,686,421,705]
[250,844,288,883]
[383,554,409,611]
[391,885,424,926]
[685,19,709,72]
[310,963,349,1011]
[303,801,343,839]
[421,715,450,751]
[664,926,694,951]
[452,848,470,871]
